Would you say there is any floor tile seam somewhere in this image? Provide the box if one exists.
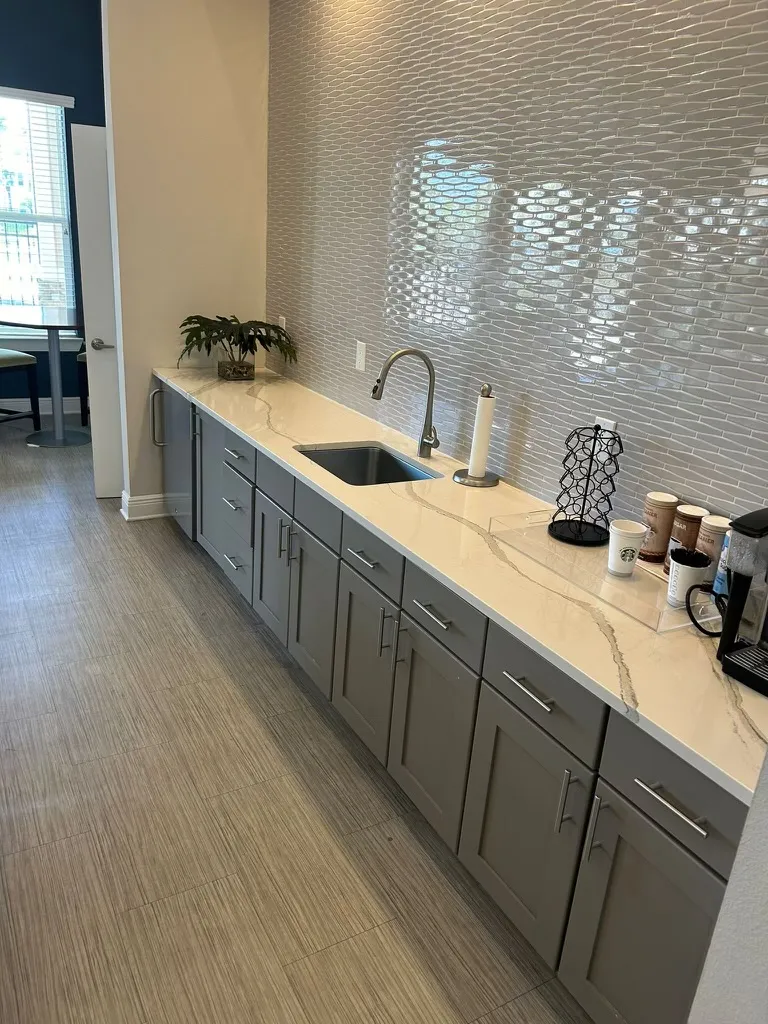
[2,827,94,865]
[281,916,399,969]
[464,979,554,1024]
[115,870,240,917]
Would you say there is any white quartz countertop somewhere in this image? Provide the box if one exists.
[154,366,768,803]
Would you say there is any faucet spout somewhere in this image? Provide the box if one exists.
[371,348,440,458]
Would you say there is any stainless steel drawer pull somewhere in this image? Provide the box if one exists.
[633,778,709,838]
[348,548,379,570]
[149,389,166,447]
[582,794,605,864]
[224,447,243,460]
[376,606,386,657]
[412,599,451,631]
[553,768,575,834]
[278,519,288,560]
[502,671,554,713]
[222,497,242,511]
[223,554,244,571]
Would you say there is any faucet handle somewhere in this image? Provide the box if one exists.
[424,426,440,450]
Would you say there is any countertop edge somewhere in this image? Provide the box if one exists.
[154,369,756,805]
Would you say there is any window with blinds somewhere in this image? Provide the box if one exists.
[0,91,76,330]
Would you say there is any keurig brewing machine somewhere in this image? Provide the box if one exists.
[717,508,768,697]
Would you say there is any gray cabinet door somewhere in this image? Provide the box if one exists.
[287,522,340,698]
[459,683,595,968]
[332,563,398,763]
[161,387,195,540]
[196,408,227,558]
[252,489,291,644]
[388,615,480,851]
[558,780,725,1024]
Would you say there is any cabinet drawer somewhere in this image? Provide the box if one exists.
[342,517,404,602]
[294,480,342,552]
[600,711,747,878]
[483,621,607,768]
[257,453,295,514]
[220,462,254,543]
[403,562,487,672]
[216,522,254,600]
[222,428,256,482]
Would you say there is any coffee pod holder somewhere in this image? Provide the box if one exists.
[548,424,623,546]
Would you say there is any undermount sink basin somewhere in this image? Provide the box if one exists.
[295,442,441,486]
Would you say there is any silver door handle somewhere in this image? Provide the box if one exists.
[376,608,394,657]
[288,529,299,562]
[412,599,451,631]
[149,388,166,447]
[502,671,554,713]
[90,337,114,350]
[347,548,378,570]
[633,778,709,838]
[277,519,288,560]
[223,554,244,571]
[582,794,606,864]
[553,768,575,834]
[224,446,243,460]
[222,497,242,511]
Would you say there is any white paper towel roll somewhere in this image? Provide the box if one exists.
[468,384,496,478]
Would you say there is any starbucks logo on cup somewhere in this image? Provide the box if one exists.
[620,546,638,562]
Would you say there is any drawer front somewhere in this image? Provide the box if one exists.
[216,522,254,600]
[222,428,256,482]
[257,453,295,514]
[220,462,254,544]
[294,480,342,553]
[342,517,404,602]
[600,711,748,878]
[402,562,487,672]
[483,621,607,768]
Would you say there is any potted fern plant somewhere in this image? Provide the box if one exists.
[178,314,296,380]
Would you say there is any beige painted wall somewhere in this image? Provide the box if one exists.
[102,0,269,501]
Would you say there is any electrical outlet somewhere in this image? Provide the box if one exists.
[278,315,286,330]
[355,341,366,372]
[595,414,618,432]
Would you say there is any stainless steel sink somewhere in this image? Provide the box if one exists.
[295,442,441,486]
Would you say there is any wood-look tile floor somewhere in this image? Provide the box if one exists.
[0,417,591,1024]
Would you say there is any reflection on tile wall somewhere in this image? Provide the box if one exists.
[267,0,768,518]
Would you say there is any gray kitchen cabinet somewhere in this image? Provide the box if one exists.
[287,522,340,698]
[160,385,196,540]
[196,407,227,560]
[558,780,725,1024]
[459,682,595,968]
[388,615,480,851]
[252,489,292,644]
[332,562,398,763]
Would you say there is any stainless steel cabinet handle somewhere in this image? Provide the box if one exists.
[582,794,606,864]
[224,446,243,460]
[277,519,288,560]
[412,599,451,631]
[288,529,299,562]
[553,768,575,834]
[633,778,709,838]
[149,389,166,447]
[90,337,114,350]
[223,554,244,571]
[376,606,386,657]
[347,548,378,570]
[222,497,242,511]
[502,671,554,713]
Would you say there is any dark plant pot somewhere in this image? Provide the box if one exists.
[217,360,254,381]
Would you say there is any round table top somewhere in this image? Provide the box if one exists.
[0,304,82,331]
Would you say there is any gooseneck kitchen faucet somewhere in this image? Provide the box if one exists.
[371,348,440,458]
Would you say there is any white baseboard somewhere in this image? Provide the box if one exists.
[121,491,168,521]
[0,397,82,414]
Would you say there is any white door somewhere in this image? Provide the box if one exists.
[71,124,124,498]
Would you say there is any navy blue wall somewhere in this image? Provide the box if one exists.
[0,0,104,403]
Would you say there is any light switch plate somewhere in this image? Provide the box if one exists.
[355,341,366,371]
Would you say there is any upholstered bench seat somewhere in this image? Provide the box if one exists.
[0,349,41,431]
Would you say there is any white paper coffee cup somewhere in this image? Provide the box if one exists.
[608,520,648,577]
[667,548,711,608]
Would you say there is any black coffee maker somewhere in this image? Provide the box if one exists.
[717,508,768,697]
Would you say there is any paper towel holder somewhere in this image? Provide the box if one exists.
[453,383,500,488]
